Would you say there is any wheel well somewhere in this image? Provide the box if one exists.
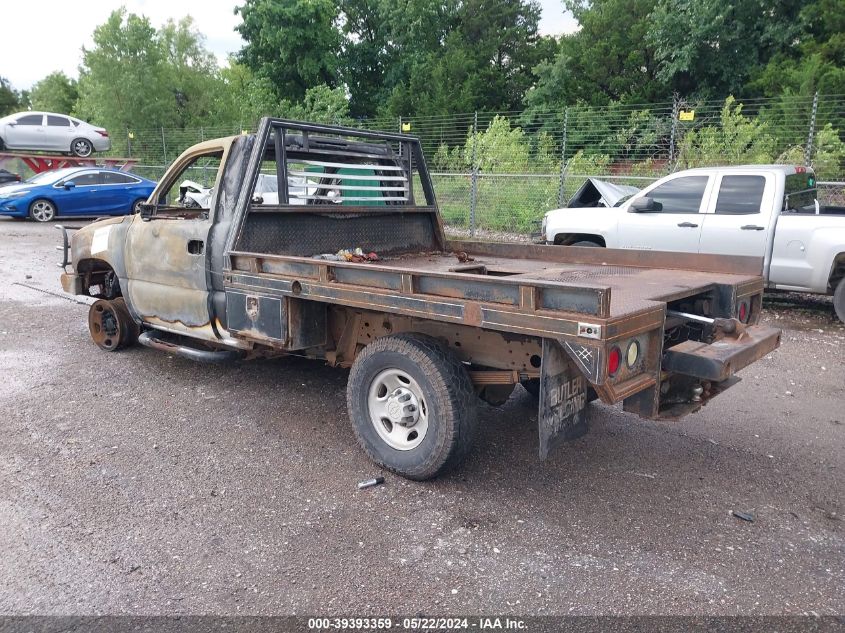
[76,259,121,298]
[28,197,58,213]
[829,253,845,292]
[553,233,606,247]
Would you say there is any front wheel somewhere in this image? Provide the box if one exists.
[29,199,56,222]
[834,277,845,324]
[347,333,477,480]
[88,298,139,351]
[572,240,602,247]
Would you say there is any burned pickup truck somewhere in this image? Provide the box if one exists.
[59,119,781,480]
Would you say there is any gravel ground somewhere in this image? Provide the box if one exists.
[0,218,842,616]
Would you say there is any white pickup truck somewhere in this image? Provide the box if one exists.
[541,165,845,322]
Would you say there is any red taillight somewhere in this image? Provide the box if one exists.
[738,300,749,323]
[608,346,621,376]
[96,130,109,138]
[14,174,21,181]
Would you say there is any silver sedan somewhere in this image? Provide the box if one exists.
[0,111,111,157]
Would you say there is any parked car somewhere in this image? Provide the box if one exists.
[541,165,845,322]
[0,168,21,185]
[0,167,155,222]
[0,111,110,157]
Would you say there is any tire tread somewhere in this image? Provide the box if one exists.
[347,332,476,480]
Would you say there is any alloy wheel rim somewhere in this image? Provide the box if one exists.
[74,140,92,157]
[32,201,54,221]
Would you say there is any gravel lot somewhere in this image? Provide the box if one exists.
[0,218,842,616]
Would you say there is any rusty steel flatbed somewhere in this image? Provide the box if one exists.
[226,239,764,344]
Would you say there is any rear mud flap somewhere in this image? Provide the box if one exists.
[538,338,589,459]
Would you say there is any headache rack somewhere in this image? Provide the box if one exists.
[225,119,447,261]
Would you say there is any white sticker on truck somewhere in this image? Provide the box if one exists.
[91,226,112,255]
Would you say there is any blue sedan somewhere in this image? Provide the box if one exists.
[0,167,156,222]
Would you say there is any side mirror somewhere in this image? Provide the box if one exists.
[63,181,76,190]
[630,196,658,212]
[7,122,16,127]
[139,203,155,220]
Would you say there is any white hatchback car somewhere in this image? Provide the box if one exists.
[0,111,110,157]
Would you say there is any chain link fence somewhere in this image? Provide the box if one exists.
[108,93,845,236]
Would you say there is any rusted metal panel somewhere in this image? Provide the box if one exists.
[662,324,781,381]
[447,240,764,277]
[561,339,604,384]
[237,212,441,257]
[228,251,612,319]
[226,291,328,349]
[539,338,588,459]
[226,292,286,341]
[415,275,521,305]
[333,267,404,291]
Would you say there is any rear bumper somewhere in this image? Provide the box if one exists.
[662,325,781,382]
[93,137,111,152]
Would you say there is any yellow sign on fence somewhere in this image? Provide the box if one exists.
[401,122,412,132]
[679,110,695,121]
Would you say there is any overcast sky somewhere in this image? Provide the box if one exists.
[1,0,578,90]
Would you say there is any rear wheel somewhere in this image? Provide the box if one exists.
[572,240,602,247]
[29,199,56,222]
[834,277,845,324]
[88,298,139,351]
[71,138,93,157]
[347,333,477,480]
[132,198,146,214]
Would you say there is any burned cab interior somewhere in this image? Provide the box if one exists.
[149,150,223,219]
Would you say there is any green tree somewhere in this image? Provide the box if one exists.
[235,0,341,101]
[158,17,220,127]
[212,62,283,128]
[750,0,845,125]
[76,9,230,142]
[280,85,351,124]
[525,0,666,113]
[30,72,78,114]
[75,10,172,131]
[385,0,553,117]
[676,98,777,168]
[0,77,25,116]
[647,0,803,98]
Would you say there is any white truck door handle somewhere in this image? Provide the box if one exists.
[741,225,765,231]
[677,222,698,228]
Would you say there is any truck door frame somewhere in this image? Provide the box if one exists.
[698,170,776,263]
[617,172,715,253]
[123,141,231,342]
